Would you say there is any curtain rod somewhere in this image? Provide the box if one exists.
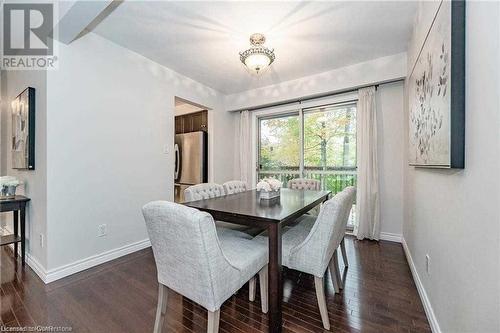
[233,78,404,113]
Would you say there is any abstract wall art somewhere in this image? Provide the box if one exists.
[408,0,465,168]
[11,87,35,170]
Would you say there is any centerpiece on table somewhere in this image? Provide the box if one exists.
[0,176,22,199]
[256,178,282,200]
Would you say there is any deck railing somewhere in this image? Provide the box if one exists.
[258,168,357,195]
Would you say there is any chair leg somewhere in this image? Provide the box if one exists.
[153,284,168,333]
[340,237,348,267]
[333,249,343,289]
[207,309,220,333]
[314,276,331,330]
[249,276,256,301]
[258,265,268,313]
[328,256,340,294]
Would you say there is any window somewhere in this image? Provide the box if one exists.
[258,113,300,185]
[257,102,357,225]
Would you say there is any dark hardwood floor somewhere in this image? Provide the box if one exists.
[0,236,431,332]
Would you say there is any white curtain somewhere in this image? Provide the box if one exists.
[354,87,380,241]
[239,110,251,185]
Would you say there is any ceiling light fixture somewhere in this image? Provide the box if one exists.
[239,33,275,74]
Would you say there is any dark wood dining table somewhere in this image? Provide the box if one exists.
[184,188,331,333]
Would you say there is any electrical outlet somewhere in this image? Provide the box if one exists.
[425,254,431,275]
[39,234,44,248]
[98,224,107,237]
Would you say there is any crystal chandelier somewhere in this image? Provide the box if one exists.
[239,33,275,74]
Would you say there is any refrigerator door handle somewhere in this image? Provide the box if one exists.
[174,144,180,180]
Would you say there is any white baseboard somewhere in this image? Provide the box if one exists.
[44,239,151,283]
[402,237,441,333]
[379,232,402,243]
[0,226,49,282]
[1,225,151,284]
[26,253,48,282]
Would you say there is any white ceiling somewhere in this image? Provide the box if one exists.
[93,1,417,94]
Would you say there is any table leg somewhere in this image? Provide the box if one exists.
[13,210,18,261]
[268,223,282,333]
[20,206,26,266]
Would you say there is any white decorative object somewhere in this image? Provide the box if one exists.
[256,178,282,200]
[0,176,22,199]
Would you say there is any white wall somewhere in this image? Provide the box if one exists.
[0,70,48,268]
[208,108,239,184]
[43,32,231,273]
[403,2,500,332]
[0,31,236,279]
[223,52,407,112]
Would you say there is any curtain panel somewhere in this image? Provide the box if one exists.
[354,87,380,240]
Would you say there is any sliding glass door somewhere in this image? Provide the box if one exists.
[257,102,357,224]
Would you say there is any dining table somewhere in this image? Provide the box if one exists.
[184,188,331,333]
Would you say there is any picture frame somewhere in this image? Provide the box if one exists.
[11,87,36,170]
[408,0,465,168]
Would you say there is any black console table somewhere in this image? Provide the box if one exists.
[0,196,30,265]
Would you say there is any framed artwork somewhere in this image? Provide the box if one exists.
[11,87,35,170]
[408,0,465,168]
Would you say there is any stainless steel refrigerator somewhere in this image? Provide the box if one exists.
[174,131,208,203]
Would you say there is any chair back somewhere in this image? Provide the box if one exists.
[288,188,354,277]
[142,201,239,311]
[223,180,247,195]
[338,186,356,232]
[184,183,225,202]
[288,178,321,191]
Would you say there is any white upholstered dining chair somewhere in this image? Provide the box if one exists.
[337,187,356,274]
[184,183,225,202]
[184,183,262,239]
[288,178,322,216]
[222,180,247,195]
[256,187,355,330]
[287,178,321,190]
[142,201,268,333]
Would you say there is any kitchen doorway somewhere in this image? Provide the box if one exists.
[174,97,210,203]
